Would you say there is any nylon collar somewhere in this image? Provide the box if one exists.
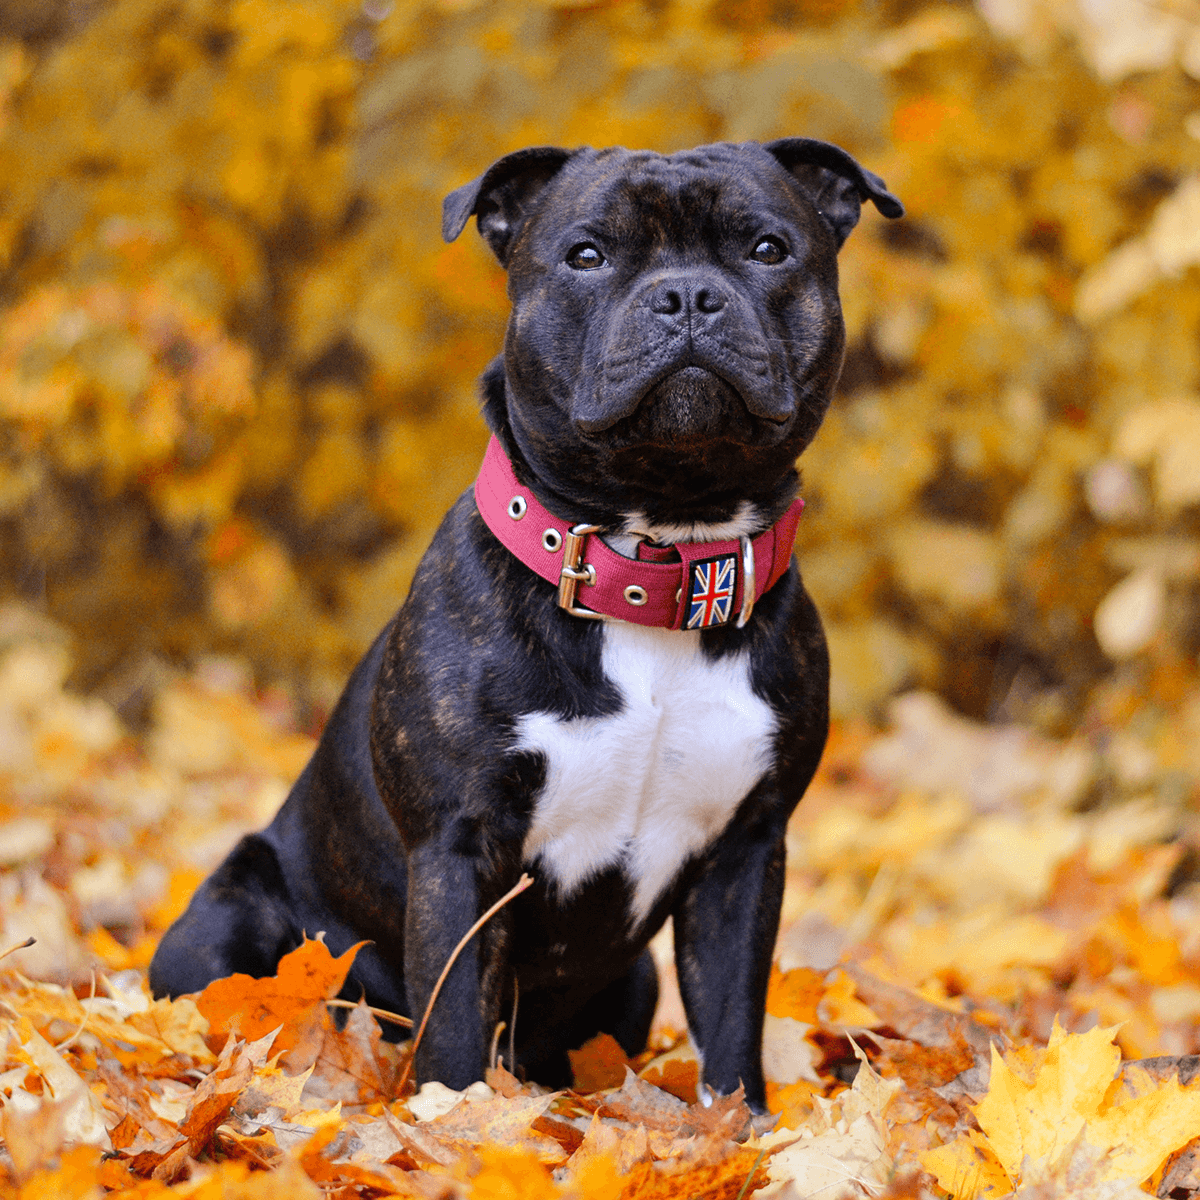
[473,436,802,630]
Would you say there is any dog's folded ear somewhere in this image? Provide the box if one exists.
[763,138,904,248]
[442,146,575,264]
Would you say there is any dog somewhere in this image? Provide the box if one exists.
[150,138,902,1112]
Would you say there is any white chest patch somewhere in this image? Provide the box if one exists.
[514,623,776,923]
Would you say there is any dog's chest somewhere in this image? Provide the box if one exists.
[514,624,775,922]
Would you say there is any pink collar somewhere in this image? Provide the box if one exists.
[473,436,802,630]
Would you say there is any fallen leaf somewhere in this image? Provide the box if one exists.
[426,1089,565,1163]
[923,1021,1200,1199]
[301,997,402,1107]
[638,1037,701,1104]
[820,970,883,1028]
[757,1043,899,1200]
[569,1031,631,1092]
[7,1019,112,1153]
[195,936,365,1064]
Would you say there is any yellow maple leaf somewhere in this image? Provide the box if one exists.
[975,1020,1120,1178]
[923,1021,1200,1200]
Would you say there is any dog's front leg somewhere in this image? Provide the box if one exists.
[673,810,788,1115]
[403,834,509,1090]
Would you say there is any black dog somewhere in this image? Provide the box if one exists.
[150,139,901,1111]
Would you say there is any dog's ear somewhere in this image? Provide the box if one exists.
[442,146,575,265]
[763,138,903,248]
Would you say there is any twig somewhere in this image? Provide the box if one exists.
[489,1021,507,1070]
[325,997,414,1029]
[397,872,534,1094]
[508,975,518,1078]
[56,970,96,1051]
[0,936,35,962]
[735,1146,770,1200]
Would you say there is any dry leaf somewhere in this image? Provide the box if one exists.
[924,1021,1200,1199]
[195,936,364,1063]
[757,1043,900,1200]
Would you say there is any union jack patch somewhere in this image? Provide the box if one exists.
[686,555,737,629]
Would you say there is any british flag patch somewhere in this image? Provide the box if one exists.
[686,554,737,628]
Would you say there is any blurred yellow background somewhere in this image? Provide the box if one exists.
[1,0,1199,739]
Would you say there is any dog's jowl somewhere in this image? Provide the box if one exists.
[150,139,902,1110]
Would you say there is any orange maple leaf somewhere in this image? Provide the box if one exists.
[766,965,826,1023]
[195,935,366,1057]
[569,1032,631,1093]
[640,1057,699,1105]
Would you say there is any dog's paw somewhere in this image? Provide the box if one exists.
[748,1109,777,1136]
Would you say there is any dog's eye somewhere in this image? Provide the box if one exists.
[749,237,788,265]
[566,243,606,270]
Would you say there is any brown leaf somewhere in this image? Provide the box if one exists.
[531,1112,586,1157]
[426,1091,566,1164]
[130,1029,275,1181]
[569,1114,653,1178]
[844,964,996,1054]
[384,1109,460,1168]
[212,1122,285,1169]
[232,1060,312,1122]
[177,1031,274,1147]
[302,996,401,1107]
[485,1061,534,1098]
[594,1067,691,1132]
[869,1031,980,1090]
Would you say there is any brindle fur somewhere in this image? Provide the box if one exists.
[150,138,901,1109]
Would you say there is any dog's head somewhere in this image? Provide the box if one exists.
[444,140,902,531]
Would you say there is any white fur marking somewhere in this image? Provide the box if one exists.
[515,623,775,922]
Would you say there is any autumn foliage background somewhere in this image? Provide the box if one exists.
[6,0,1200,1197]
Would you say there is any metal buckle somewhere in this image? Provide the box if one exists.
[556,524,611,620]
[736,534,755,628]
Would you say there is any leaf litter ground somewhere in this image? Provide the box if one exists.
[6,610,1200,1198]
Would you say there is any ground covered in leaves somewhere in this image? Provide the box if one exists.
[6,603,1200,1199]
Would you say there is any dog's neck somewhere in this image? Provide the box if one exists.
[480,358,805,536]
[474,435,802,630]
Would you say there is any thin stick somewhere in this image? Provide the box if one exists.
[0,937,35,962]
[489,1021,507,1070]
[57,971,96,1051]
[397,872,533,1094]
[735,1146,770,1200]
[508,975,518,1078]
[325,997,414,1029]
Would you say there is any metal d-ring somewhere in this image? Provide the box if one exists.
[736,534,755,628]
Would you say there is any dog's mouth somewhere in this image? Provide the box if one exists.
[577,365,789,442]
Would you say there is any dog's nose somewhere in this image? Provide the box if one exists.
[648,277,727,319]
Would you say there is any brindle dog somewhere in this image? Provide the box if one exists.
[151,139,902,1110]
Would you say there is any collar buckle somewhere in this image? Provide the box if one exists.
[556,524,619,621]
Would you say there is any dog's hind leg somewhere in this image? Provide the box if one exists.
[149,833,301,998]
[514,949,659,1086]
[580,948,659,1059]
